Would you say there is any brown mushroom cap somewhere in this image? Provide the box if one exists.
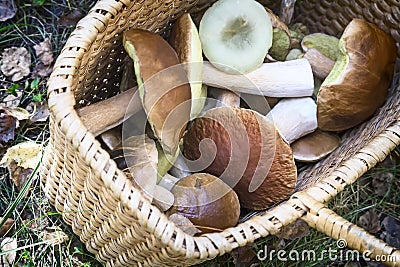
[291,129,340,162]
[183,107,297,210]
[317,19,397,131]
[168,173,240,233]
[123,29,191,155]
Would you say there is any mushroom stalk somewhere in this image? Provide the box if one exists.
[208,87,240,107]
[267,97,317,144]
[202,59,314,97]
[77,86,141,137]
[303,48,335,80]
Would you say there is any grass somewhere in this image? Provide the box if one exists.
[0,1,399,267]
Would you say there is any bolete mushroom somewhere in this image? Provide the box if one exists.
[267,97,317,144]
[183,107,297,210]
[77,87,141,137]
[317,19,397,131]
[291,129,340,162]
[123,29,191,156]
[199,0,273,74]
[202,59,314,97]
[167,173,240,233]
[169,13,207,119]
[109,135,175,211]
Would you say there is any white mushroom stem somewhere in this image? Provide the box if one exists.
[169,153,192,179]
[158,173,181,191]
[77,86,141,137]
[267,97,317,144]
[202,59,314,97]
[303,48,335,80]
[208,87,240,107]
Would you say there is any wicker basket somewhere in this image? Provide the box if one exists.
[41,0,400,266]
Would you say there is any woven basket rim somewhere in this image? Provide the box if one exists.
[45,0,400,261]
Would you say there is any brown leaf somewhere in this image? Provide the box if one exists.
[230,245,258,267]
[0,47,31,81]
[0,108,18,144]
[168,213,201,236]
[0,218,14,237]
[33,38,53,65]
[26,102,49,123]
[0,0,16,22]
[32,61,53,77]
[2,91,23,107]
[358,209,381,234]
[39,227,69,246]
[57,9,84,27]
[380,216,400,248]
[8,160,33,191]
[276,219,310,240]
[32,38,54,77]
[372,172,394,196]
[0,237,17,266]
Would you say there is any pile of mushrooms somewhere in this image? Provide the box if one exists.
[76,0,397,235]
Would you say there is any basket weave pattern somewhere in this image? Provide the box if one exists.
[41,0,400,266]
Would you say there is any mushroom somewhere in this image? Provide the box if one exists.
[167,173,241,233]
[77,87,141,137]
[202,59,314,97]
[109,134,175,211]
[291,129,340,162]
[301,33,339,61]
[303,48,335,80]
[317,19,397,131]
[169,13,207,120]
[183,107,297,210]
[265,7,291,61]
[267,97,317,144]
[123,29,191,156]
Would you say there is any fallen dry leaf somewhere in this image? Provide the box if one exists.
[33,38,53,65]
[1,91,22,107]
[0,47,31,81]
[57,9,84,27]
[358,209,381,234]
[0,108,18,144]
[6,106,31,121]
[0,218,14,237]
[0,141,42,169]
[230,245,258,267]
[26,102,49,123]
[372,172,394,197]
[380,216,400,248]
[39,227,69,246]
[0,237,17,266]
[32,38,54,77]
[7,160,33,191]
[0,0,16,22]
[276,219,310,240]
[168,213,201,236]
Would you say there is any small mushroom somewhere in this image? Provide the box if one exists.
[317,19,397,131]
[291,129,340,162]
[202,59,314,97]
[167,173,241,234]
[267,97,317,144]
[183,107,297,210]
